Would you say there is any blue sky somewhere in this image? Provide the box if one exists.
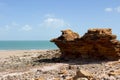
[0,0,120,40]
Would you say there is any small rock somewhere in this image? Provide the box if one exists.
[76,78,88,80]
[108,69,120,76]
[65,76,74,80]
[73,69,93,80]
[109,76,116,80]
[53,77,60,80]
[59,70,68,75]
[33,77,45,80]
[34,77,45,80]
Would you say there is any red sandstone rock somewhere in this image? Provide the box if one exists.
[51,28,120,60]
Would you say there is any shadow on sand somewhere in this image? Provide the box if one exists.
[33,57,115,65]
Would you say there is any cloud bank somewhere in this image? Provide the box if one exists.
[39,14,69,28]
[0,14,70,33]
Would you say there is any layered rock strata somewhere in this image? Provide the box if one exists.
[51,28,120,60]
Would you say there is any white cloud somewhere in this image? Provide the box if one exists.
[115,6,120,13]
[45,18,65,26]
[22,25,32,31]
[0,25,10,32]
[0,22,32,32]
[38,14,71,28]
[40,16,68,28]
[5,25,10,30]
[11,22,19,26]
[0,22,19,31]
[104,8,113,12]
[44,14,55,18]
[105,6,120,13]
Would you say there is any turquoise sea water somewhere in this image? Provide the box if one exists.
[0,41,57,50]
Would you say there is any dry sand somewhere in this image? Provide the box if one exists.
[0,50,46,58]
[0,50,120,80]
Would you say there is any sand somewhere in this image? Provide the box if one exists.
[0,50,47,58]
[0,49,120,80]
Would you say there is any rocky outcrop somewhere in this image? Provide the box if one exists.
[51,28,120,60]
[53,29,80,41]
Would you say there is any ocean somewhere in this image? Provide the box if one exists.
[0,41,58,50]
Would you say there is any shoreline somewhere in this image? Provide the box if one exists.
[0,49,58,58]
[0,49,57,51]
[0,48,58,51]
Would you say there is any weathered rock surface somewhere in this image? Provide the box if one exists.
[51,28,120,60]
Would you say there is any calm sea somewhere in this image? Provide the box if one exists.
[0,41,58,50]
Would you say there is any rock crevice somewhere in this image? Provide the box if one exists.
[51,28,120,60]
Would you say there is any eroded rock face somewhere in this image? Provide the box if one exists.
[51,29,80,41]
[51,28,120,60]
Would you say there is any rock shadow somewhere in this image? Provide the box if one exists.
[33,57,116,65]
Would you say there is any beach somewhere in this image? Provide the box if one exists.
[0,49,120,80]
[0,50,49,58]
[0,49,63,80]
[1,0,120,79]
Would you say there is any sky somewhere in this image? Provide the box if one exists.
[0,0,120,40]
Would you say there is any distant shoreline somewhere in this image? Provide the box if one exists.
[0,48,58,51]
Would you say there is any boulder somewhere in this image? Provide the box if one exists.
[51,28,120,60]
